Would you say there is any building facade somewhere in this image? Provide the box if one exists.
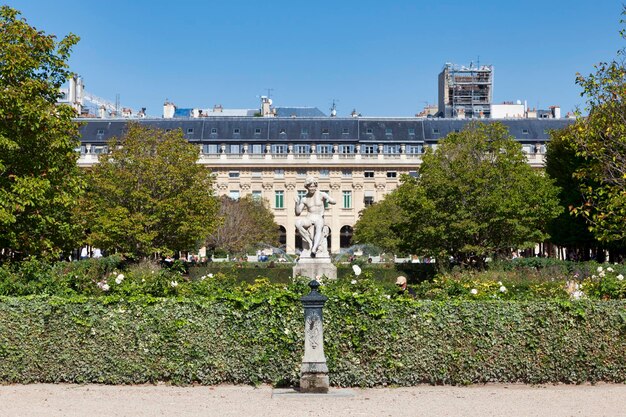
[77,117,573,254]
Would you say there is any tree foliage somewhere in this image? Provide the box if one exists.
[206,195,280,255]
[352,195,404,254]
[82,124,219,258]
[0,6,83,260]
[391,122,561,266]
[544,126,602,257]
[554,9,626,243]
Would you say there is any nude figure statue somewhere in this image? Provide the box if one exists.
[295,176,336,258]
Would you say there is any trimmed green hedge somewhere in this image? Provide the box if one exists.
[0,295,624,386]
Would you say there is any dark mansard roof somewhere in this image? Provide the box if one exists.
[78,117,575,145]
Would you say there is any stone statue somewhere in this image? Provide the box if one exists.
[295,176,336,258]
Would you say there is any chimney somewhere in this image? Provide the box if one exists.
[163,100,176,118]
[260,96,273,117]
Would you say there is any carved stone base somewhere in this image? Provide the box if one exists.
[293,259,337,280]
[300,372,329,393]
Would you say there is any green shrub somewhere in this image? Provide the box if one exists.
[0,294,623,386]
[1,257,625,301]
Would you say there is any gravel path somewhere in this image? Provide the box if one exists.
[0,383,624,417]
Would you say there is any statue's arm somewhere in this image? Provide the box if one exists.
[295,196,304,215]
[323,192,336,205]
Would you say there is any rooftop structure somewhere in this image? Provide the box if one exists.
[438,62,494,118]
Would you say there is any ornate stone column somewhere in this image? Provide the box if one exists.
[300,280,329,393]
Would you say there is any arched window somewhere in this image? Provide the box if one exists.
[278,226,287,247]
[340,225,353,249]
[294,228,302,252]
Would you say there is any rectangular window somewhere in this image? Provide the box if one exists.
[229,190,240,200]
[295,144,310,154]
[252,191,262,200]
[97,129,105,135]
[385,128,392,136]
[279,128,286,135]
[228,171,240,178]
[343,191,352,209]
[187,128,194,134]
[301,128,308,135]
[363,145,375,154]
[409,171,419,178]
[251,144,263,154]
[274,169,285,178]
[522,129,529,134]
[408,128,415,135]
[364,171,375,178]
[339,144,354,154]
[407,145,423,154]
[275,191,284,208]
[319,169,330,178]
[251,169,262,178]
[233,128,240,134]
[322,128,329,135]
[210,128,217,134]
[272,144,287,154]
[342,169,352,178]
[386,171,397,178]
[202,144,219,154]
[432,128,439,134]
[366,128,373,134]
[297,190,307,200]
[342,128,349,135]
[228,144,240,154]
[384,144,399,154]
[297,169,307,177]
[317,144,332,154]
[364,196,374,207]
[255,128,262,134]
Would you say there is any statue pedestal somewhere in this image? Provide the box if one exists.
[293,257,337,280]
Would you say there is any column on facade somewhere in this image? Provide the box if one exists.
[329,182,342,253]
[285,182,297,254]
[375,182,386,203]
[352,183,365,220]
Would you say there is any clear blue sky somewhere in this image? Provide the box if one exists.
[8,0,623,117]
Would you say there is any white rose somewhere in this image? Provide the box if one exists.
[618,274,624,281]
[102,284,110,291]
[351,279,357,284]
[170,281,178,288]
[470,288,478,295]
[499,286,507,293]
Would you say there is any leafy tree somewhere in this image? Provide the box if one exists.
[206,195,279,255]
[0,6,83,261]
[82,124,219,258]
[544,126,605,260]
[353,194,404,254]
[556,10,626,243]
[392,122,561,267]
